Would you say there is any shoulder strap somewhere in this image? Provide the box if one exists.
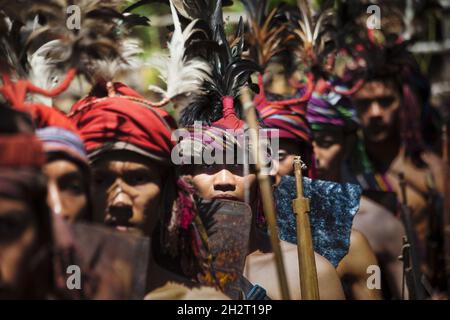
[238,275,271,300]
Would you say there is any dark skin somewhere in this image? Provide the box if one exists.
[88,151,195,294]
[352,80,402,173]
[312,126,346,182]
[188,163,257,202]
[91,151,166,236]
[311,123,405,299]
[0,197,39,299]
[353,80,449,251]
[312,131,383,300]
[0,195,53,299]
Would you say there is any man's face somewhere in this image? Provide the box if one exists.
[0,196,37,295]
[43,159,88,222]
[352,80,401,142]
[312,127,345,181]
[189,164,257,203]
[91,152,164,236]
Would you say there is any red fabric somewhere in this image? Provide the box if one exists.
[29,104,78,132]
[0,133,45,168]
[212,96,245,130]
[0,69,77,132]
[69,82,176,161]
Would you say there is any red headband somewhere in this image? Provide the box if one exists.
[212,96,245,130]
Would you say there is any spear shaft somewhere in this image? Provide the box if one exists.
[240,87,291,300]
[293,157,320,300]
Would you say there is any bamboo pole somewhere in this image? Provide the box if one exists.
[293,157,320,300]
[240,87,291,300]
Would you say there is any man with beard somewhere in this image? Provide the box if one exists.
[348,41,449,286]
[253,70,381,299]
[307,81,403,299]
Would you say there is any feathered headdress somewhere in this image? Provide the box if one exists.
[247,0,336,108]
[28,0,148,87]
[178,0,261,127]
[334,9,433,187]
[147,0,212,108]
[0,0,149,111]
[170,0,233,25]
[158,0,262,289]
[288,0,335,75]
[241,0,286,70]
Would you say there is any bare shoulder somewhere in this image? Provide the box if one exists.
[338,229,378,275]
[349,229,372,253]
[278,242,345,300]
[314,252,346,300]
[245,241,345,300]
[314,251,335,275]
[354,196,405,253]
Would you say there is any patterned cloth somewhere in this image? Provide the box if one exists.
[36,126,88,167]
[175,122,272,167]
[307,84,359,132]
[274,175,362,267]
[256,91,311,144]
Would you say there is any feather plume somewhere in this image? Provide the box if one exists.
[0,7,33,77]
[241,0,287,69]
[28,39,61,105]
[288,0,335,76]
[148,0,212,107]
[179,13,261,126]
[0,0,151,112]
[22,0,148,84]
[172,0,233,23]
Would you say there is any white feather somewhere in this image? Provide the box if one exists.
[148,0,211,104]
[298,0,313,43]
[28,37,142,102]
[84,38,143,83]
[28,40,62,106]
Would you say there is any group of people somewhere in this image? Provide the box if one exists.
[0,0,449,300]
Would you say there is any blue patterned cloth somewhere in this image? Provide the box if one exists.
[275,176,362,267]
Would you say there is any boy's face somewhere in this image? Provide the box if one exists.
[188,163,257,203]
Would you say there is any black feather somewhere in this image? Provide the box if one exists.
[172,0,260,126]
[23,1,150,83]
[123,0,168,12]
